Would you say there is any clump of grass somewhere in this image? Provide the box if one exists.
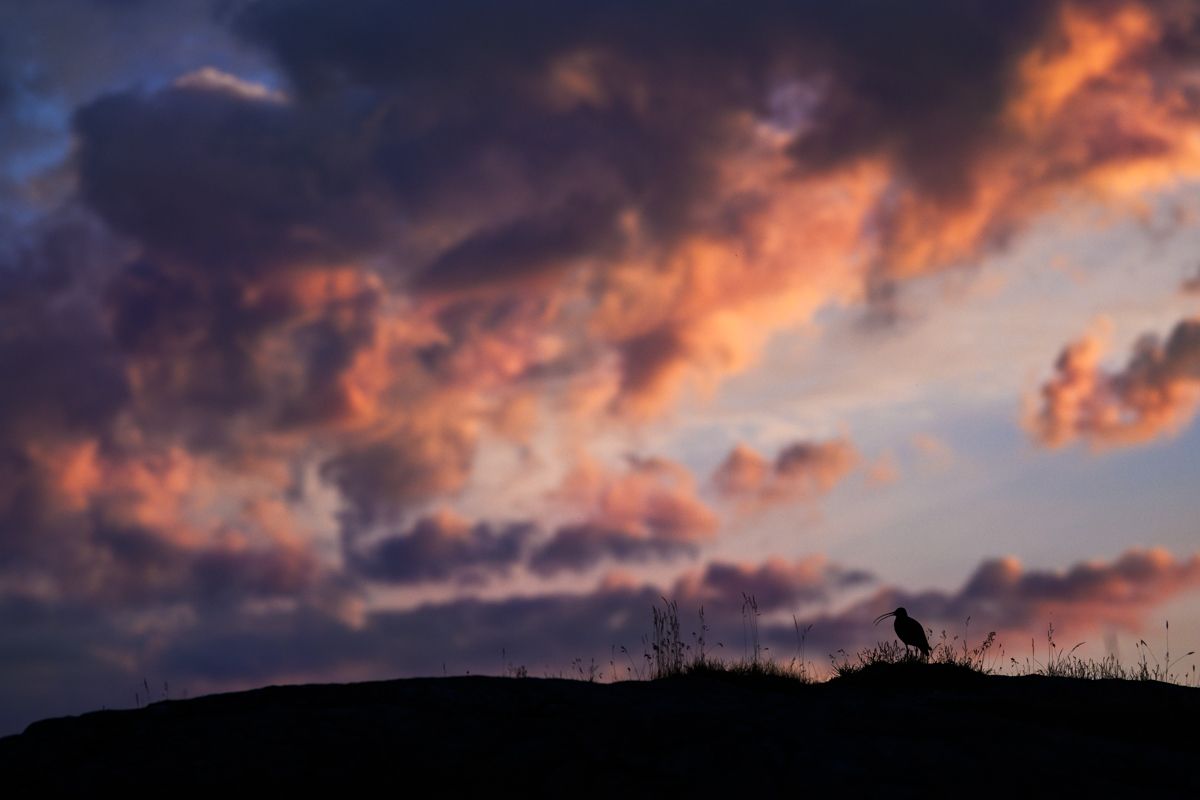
[1009,622,1086,678]
[1010,620,1197,684]
[1132,620,1197,684]
[684,657,810,680]
[133,676,176,708]
[831,618,1000,679]
[650,597,686,679]
[501,648,529,679]
[572,656,599,682]
[790,616,815,683]
[642,595,813,683]
[929,618,1000,673]
[830,640,921,678]
[742,592,762,665]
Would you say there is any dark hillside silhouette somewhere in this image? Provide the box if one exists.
[1,672,1197,793]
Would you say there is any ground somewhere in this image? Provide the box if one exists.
[0,667,1196,793]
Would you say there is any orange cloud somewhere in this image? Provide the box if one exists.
[548,1,1200,418]
[1,435,329,608]
[530,454,719,575]
[870,2,1200,285]
[9,0,1200,622]
[585,160,882,417]
[1030,318,1200,447]
[713,438,859,511]
[1008,4,1159,133]
[556,455,717,542]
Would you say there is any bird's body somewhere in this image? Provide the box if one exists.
[874,607,931,659]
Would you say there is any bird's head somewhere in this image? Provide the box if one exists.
[873,607,907,625]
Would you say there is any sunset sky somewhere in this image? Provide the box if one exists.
[3,0,1200,734]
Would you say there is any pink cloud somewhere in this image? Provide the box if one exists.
[1030,318,1200,447]
[713,438,859,511]
[532,455,718,575]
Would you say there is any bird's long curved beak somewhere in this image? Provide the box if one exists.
[873,612,895,626]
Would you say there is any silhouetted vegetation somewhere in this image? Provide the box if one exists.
[1008,621,1197,684]
[619,597,1197,688]
[832,619,1000,679]
[633,596,814,683]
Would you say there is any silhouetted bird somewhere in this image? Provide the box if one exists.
[873,607,931,659]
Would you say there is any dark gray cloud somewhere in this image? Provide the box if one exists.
[75,86,389,272]
[150,553,869,689]
[0,210,128,446]
[75,518,318,607]
[680,557,873,611]
[349,513,534,585]
[320,425,478,534]
[413,195,627,295]
[235,0,1057,202]
[340,451,722,582]
[0,1,264,208]
[104,255,383,440]
[0,475,323,608]
[529,523,696,577]
[63,0,1080,317]
[0,212,129,569]
[0,307,127,447]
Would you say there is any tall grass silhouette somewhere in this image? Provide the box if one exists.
[1008,620,1197,684]
[638,595,814,682]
